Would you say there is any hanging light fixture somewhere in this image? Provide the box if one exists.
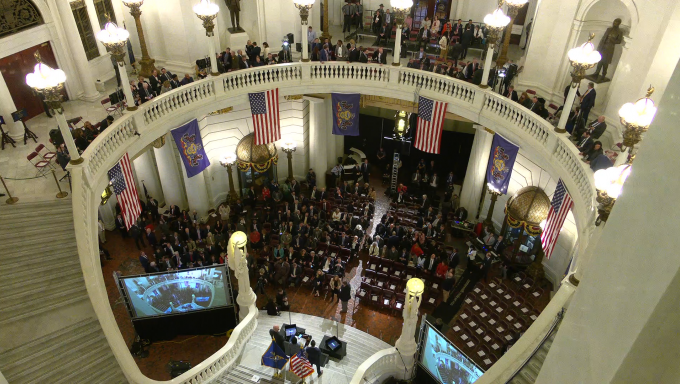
[394,110,410,140]
[193,0,220,36]
[619,86,657,158]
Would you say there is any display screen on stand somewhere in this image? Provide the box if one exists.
[418,321,484,384]
[120,265,232,319]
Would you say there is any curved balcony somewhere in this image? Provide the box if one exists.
[70,61,596,383]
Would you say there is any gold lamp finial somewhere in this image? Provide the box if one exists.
[587,33,595,43]
[646,85,655,98]
[34,51,42,63]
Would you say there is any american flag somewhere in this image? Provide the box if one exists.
[289,350,314,379]
[108,153,141,230]
[414,96,447,154]
[541,179,573,259]
[249,89,281,145]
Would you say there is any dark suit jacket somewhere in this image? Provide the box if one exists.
[149,75,162,94]
[359,52,369,63]
[577,137,594,154]
[305,346,323,365]
[348,49,360,62]
[580,89,596,112]
[588,121,607,139]
[506,90,519,102]
[372,51,387,64]
[270,329,285,350]
[461,29,474,46]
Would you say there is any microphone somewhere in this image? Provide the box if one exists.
[395,347,409,381]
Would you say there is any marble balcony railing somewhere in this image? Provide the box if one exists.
[70,61,595,384]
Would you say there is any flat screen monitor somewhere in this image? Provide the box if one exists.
[109,89,125,105]
[119,265,232,319]
[11,109,27,122]
[419,321,484,384]
[325,336,341,351]
[285,324,297,337]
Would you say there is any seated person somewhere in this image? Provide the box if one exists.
[266,299,281,316]
[276,288,290,311]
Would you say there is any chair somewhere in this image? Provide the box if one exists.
[35,144,56,163]
[368,256,381,271]
[392,293,405,313]
[376,272,389,288]
[392,262,406,278]
[357,282,371,302]
[101,97,122,117]
[301,268,315,286]
[381,289,394,311]
[380,259,393,274]
[369,287,382,306]
[388,276,401,291]
[405,266,418,280]
[363,269,377,285]
[27,152,52,177]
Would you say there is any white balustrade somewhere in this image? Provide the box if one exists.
[73,61,597,384]
[350,348,404,384]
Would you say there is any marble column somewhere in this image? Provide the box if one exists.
[153,133,187,209]
[459,125,493,219]
[55,0,100,101]
[392,26,402,66]
[98,193,118,230]
[535,59,680,384]
[0,73,24,138]
[82,0,108,56]
[180,159,211,221]
[132,147,165,204]
[306,97,327,188]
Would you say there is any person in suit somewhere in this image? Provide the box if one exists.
[116,214,127,238]
[583,141,603,164]
[339,280,352,312]
[452,19,464,39]
[305,340,324,376]
[464,58,479,79]
[348,44,360,63]
[586,116,607,139]
[139,251,151,273]
[251,42,261,61]
[148,70,162,95]
[579,82,596,122]
[506,85,519,102]
[270,326,286,350]
[460,25,474,59]
[523,95,541,113]
[359,48,369,63]
[320,44,331,62]
[360,159,370,181]
[138,82,154,103]
[576,131,594,155]
[417,26,431,48]
[180,73,194,86]
[480,252,493,282]
[372,47,387,64]
[376,23,389,46]
[491,236,505,254]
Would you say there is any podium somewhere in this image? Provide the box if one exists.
[319,335,347,360]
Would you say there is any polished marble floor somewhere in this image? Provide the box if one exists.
[0,79,117,204]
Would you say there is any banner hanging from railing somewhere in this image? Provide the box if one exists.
[332,93,360,136]
[486,133,520,194]
[171,119,210,178]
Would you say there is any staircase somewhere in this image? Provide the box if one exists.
[507,316,562,384]
[217,364,286,384]
[0,199,127,383]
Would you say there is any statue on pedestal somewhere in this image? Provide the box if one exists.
[224,0,245,33]
[590,18,624,82]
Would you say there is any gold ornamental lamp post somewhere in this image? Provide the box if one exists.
[495,0,528,69]
[294,0,316,62]
[96,17,137,111]
[122,0,157,77]
[555,34,601,133]
[280,138,297,181]
[320,0,331,41]
[220,152,239,204]
[194,0,220,76]
[480,7,510,88]
[390,0,413,66]
[26,52,83,165]
[484,183,502,227]
[593,164,631,225]
[618,86,657,163]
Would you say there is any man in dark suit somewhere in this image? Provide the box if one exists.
[460,26,474,59]
[449,43,463,62]
[348,45,360,62]
[372,48,387,64]
[169,204,181,218]
[586,116,607,139]
[579,82,596,122]
[251,42,261,61]
[360,159,369,180]
[305,340,324,376]
[148,70,162,95]
[448,248,460,268]
[358,48,369,63]
[576,131,594,155]
[376,23,389,46]
[480,252,493,282]
[523,95,540,112]
[320,44,331,62]
[417,27,431,48]
[452,19,464,39]
[269,325,286,350]
[464,58,479,79]
[170,75,181,89]
[138,83,154,103]
[180,73,194,86]
[116,214,127,238]
[139,251,151,273]
[491,235,505,254]
[506,85,519,102]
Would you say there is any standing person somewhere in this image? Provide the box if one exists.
[305,340,323,377]
[579,82,597,124]
[442,269,455,302]
[330,275,342,302]
[339,280,352,313]
[342,1,353,33]
[360,158,369,182]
